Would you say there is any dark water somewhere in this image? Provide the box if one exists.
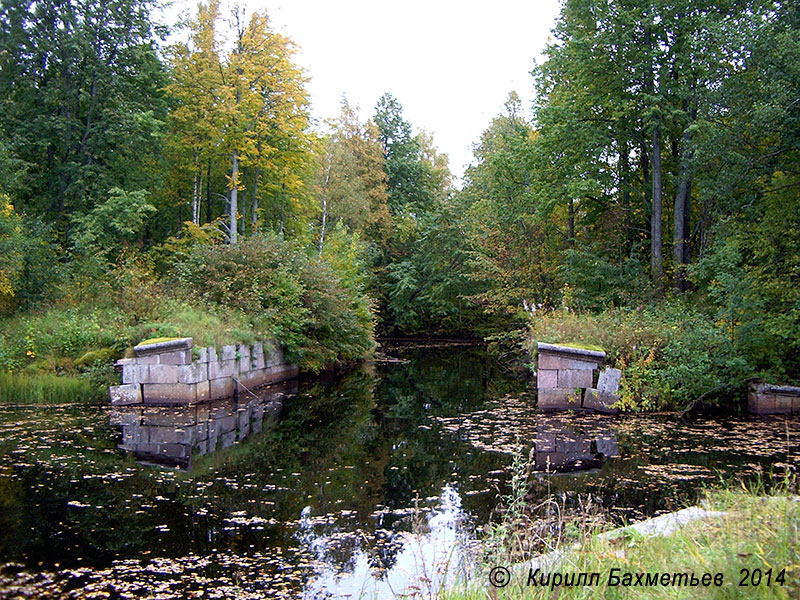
[0,345,798,598]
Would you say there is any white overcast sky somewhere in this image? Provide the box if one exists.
[167,0,562,183]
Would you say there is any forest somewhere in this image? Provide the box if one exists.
[0,0,798,410]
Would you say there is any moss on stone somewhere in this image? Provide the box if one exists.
[137,336,183,346]
[75,347,117,367]
[560,341,606,353]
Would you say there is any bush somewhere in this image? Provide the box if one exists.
[173,232,375,371]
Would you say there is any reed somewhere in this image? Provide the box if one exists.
[0,372,100,404]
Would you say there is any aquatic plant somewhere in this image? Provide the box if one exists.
[0,372,101,403]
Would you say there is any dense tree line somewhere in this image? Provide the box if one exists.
[0,0,797,396]
[460,0,800,387]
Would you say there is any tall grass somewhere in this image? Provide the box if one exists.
[0,372,101,404]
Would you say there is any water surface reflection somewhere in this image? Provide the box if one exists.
[110,381,292,468]
[0,345,798,599]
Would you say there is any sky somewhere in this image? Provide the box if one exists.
[169,0,562,183]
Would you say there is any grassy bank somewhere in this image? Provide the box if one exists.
[445,484,800,599]
[0,232,376,401]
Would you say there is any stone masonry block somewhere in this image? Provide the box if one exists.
[110,383,142,406]
[221,431,236,448]
[209,377,235,400]
[136,355,160,365]
[538,388,582,411]
[535,433,556,453]
[221,345,237,361]
[207,347,218,362]
[251,342,265,369]
[122,427,145,446]
[266,345,284,368]
[208,400,232,419]
[239,369,267,389]
[196,347,209,363]
[218,415,236,433]
[748,392,776,414]
[194,422,208,441]
[142,382,198,404]
[595,435,619,456]
[195,380,210,403]
[178,363,208,384]
[157,443,191,461]
[208,359,237,380]
[194,439,209,456]
[775,394,793,414]
[158,350,192,365]
[237,344,251,374]
[538,354,601,371]
[109,407,142,427]
[597,367,622,394]
[122,364,147,384]
[114,358,135,375]
[558,369,594,389]
[583,388,620,414]
[145,364,180,384]
[143,425,192,445]
[537,369,558,389]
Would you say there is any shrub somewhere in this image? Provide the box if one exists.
[173,233,374,371]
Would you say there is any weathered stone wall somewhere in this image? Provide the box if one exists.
[748,382,800,414]
[536,342,621,414]
[109,337,298,406]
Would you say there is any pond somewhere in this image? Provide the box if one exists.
[0,344,798,598]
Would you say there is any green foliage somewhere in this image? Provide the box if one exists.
[0,0,168,224]
[0,199,60,314]
[372,94,472,334]
[691,176,800,382]
[74,347,117,367]
[561,249,652,311]
[0,0,796,406]
[383,201,482,334]
[173,233,374,371]
[70,188,156,261]
[150,220,226,274]
[461,95,564,320]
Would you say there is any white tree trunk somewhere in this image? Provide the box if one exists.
[229,149,239,245]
